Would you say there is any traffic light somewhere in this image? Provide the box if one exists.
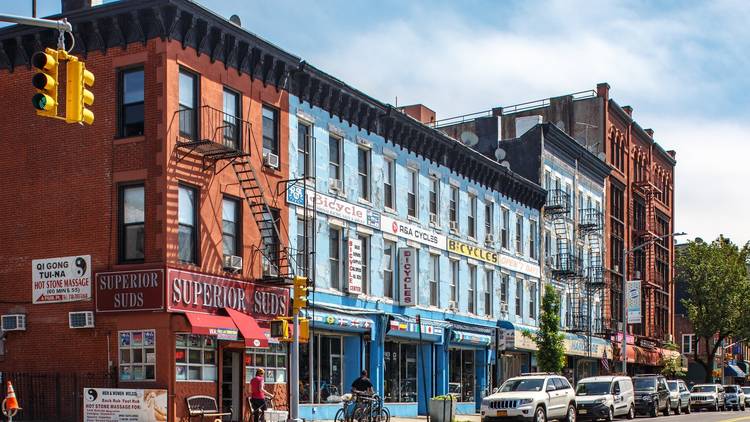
[66,57,95,125]
[31,48,60,117]
[270,319,289,339]
[292,276,309,315]
[298,318,309,343]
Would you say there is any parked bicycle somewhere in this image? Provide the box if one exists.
[334,393,390,422]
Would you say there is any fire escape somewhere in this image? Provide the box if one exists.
[579,206,604,335]
[171,105,296,282]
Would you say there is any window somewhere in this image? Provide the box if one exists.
[407,168,418,218]
[529,220,538,260]
[222,197,240,257]
[449,349,475,402]
[468,265,477,314]
[297,122,312,178]
[178,184,198,263]
[450,260,459,304]
[296,217,313,275]
[544,230,552,264]
[299,334,344,403]
[118,67,144,137]
[328,134,342,184]
[261,209,281,274]
[485,201,494,242]
[358,148,370,200]
[515,213,524,255]
[501,208,510,249]
[262,105,279,157]
[358,235,370,295]
[565,183,573,218]
[515,278,523,317]
[449,186,459,225]
[484,270,493,317]
[429,254,439,307]
[384,341,418,403]
[222,88,241,149]
[384,158,395,209]
[383,240,396,299]
[529,282,537,320]
[544,170,551,190]
[175,334,216,381]
[566,294,573,327]
[119,184,144,262]
[500,273,509,305]
[119,330,155,381]
[329,227,343,290]
[682,334,694,355]
[178,69,197,138]
[429,177,439,223]
[245,344,287,384]
[468,195,477,239]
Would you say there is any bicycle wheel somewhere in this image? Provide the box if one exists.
[378,406,390,422]
[335,408,346,422]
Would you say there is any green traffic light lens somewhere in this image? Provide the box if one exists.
[32,93,47,110]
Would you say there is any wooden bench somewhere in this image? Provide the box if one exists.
[186,395,232,421]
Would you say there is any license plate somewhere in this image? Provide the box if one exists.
[496,410,507,417]
[579,409,588,414]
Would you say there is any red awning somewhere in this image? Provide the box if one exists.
[185,312,239,339]
[225,307,269,348]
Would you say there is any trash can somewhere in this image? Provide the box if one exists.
[429,396,456,422]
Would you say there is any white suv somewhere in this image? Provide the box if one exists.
[481,373,577,422]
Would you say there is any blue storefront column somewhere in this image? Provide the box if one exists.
[434,342,448,396]
[344,336,362,392]
[475,349,489,412]
[417,343,434,415]
[371,316,387,397]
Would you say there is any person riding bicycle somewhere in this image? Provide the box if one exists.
[351,370,374,396]
[250,368,274,422]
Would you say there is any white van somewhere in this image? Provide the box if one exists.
[575,376,635,420]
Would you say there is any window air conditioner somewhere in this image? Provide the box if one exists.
[485,233,495,245]
[69,311,95,329]
[429,214,438,225]
[448,300,457,311]
[263,259,279,278]
[1,314,26,332]
[223,254,243,272]
[329,179,343,192]
[449,221,459,233]
[263,152,280,168]
[499,303,509,314]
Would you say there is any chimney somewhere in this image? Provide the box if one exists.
[667,150,676,158]
[622,105,633,116]
[645,128,654,138]
[398,104,436,125]
[62,0,102,13]
[491,107,503,117]
[596,82,610,100]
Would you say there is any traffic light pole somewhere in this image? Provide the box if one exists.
[290,312,300,422]
[0,14,71,32]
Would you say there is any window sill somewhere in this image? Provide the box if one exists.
[407,215,419,223]
[383,207,397,216]
[262,165,282,175]
[357,198,372,206]
[114,135,146,144]
[175,379,217,383]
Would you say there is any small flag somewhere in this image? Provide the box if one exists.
[601,349,610,373]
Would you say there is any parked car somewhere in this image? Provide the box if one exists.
[480,373,576,422]
[690,384,725,411]
[633,374,671,417]
[575,375,635,420]
[723,385,746,411]
[742,386,750,408]
[667,380,691,414]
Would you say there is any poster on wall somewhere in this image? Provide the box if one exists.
[626,280,642,324]
[83,388,167,422]
[32,255,91,303]
[398,247,417,306]
[346,238,363,294]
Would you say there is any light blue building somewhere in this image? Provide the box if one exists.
[283,74,546,418]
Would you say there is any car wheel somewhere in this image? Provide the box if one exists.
[686,401,691,414]
[650,401,658,418]
[564,403,576,422]
[627,405,635,420]
[534,405,546,422]
[663,400,671,416]
[675,400,681,415]
[606,406,614,421]
[715,399,720,412]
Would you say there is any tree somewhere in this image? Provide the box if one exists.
[524,284,566,373]
[660,355,686,379]
[678,236,750,382]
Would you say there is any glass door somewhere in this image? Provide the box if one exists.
[222,350,241,421]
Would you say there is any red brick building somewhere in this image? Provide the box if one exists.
[0,0,301,419]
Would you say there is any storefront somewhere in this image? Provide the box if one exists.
[612,335,678,376]
[562,334,611,383]
[497,322,538,383]
[96,267,290,422]
[446,324,494,414]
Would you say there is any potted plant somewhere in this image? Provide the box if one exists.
[429,394,456,422]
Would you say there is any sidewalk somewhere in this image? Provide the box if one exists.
[390,415,482,422]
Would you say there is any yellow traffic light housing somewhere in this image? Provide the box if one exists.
[298,318,309,343]
[66,57,95,125]
[292,276,309,315]
[270,319,289,339]
[31,48,60,116]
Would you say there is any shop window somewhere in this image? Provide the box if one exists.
[245,344,287,384]
[118,330,155,381]
[175,334,217,381]
[384,341,417,403]
[449,349,475,402]
[300,334,343,403]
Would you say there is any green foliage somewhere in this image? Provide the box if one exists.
[677,236,750,381]
[523,284,566,373]
[660,355,686,378]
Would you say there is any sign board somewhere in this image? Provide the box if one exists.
[346,238,363,294]
[447,239,541,278]
[398,247,417,306]
[211,327,238,341]
[167,269,289,322]
[32,255,91,303]
[626,280,642,324]
[382,215,446,249]
[96,269,164,312]
[83,388,167,422]
[286,186,381,227]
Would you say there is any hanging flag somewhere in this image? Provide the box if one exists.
[601,349,610,373]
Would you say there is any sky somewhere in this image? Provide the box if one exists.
[4,0,748,243]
